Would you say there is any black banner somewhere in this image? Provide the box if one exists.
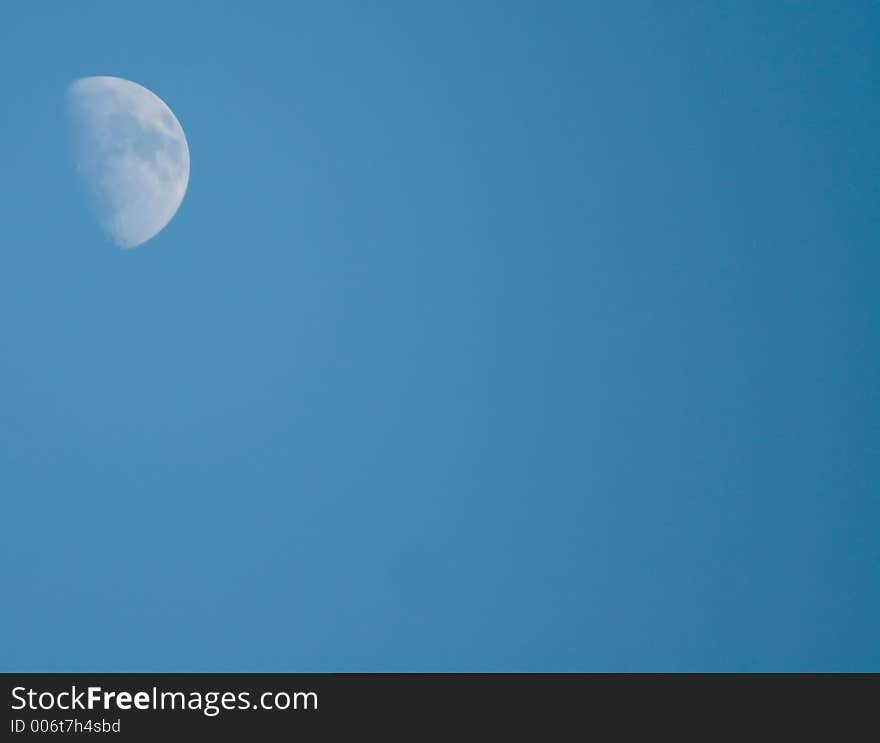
[2,674,875,738]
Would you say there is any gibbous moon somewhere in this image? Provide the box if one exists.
[67,76,190,249]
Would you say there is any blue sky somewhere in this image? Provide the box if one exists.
[1,2,878,670]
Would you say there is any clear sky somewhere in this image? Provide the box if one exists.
[1,2,878,671]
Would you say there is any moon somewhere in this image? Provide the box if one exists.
[67,76,190,249]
